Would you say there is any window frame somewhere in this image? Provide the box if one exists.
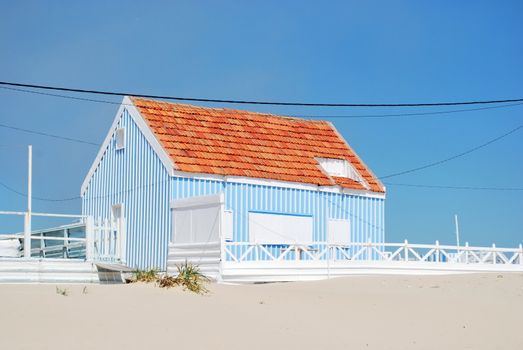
[115,128,125,150]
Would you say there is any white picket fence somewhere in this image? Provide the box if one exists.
[224,240,523,266]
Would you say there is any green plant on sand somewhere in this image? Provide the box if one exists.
[157,261,209,294]
[129,269,158,283]
[56,287,69,296]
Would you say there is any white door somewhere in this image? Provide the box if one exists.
[171,194,223,244]
[111,203,126,261]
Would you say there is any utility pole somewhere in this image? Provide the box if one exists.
[454,214,460,248]
[23,145,32,258]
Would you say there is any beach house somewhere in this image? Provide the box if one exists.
[81,97,386,281]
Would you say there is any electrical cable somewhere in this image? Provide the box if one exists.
[384,182,523,191]
[378,124,523,179]
[2,80,523,107]
[3,85,523,119]
[0,122,99,146]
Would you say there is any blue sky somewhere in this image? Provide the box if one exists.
[0,1,521,246]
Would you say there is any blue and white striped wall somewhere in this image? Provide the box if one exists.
[82,107,385,270]
[82,108,172,269]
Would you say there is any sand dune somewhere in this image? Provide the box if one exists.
[0,273,522,349]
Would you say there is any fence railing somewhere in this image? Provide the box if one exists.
[0,212,122,263]
[89,217,122,263]
[224,240,523,266]
[29,223,87,259]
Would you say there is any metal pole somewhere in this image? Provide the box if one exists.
[23,145,32,258]
[327,231,331,280]
[454,214,460,248]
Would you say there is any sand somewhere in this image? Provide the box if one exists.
[0,273,522,350]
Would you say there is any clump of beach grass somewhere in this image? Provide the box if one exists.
[156,274,179,289]
[127,263,209,294]
[156,261,209,294]
[56,287,69,296]
[128,269,159,283]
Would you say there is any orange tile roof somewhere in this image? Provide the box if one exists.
[131,97,384,193]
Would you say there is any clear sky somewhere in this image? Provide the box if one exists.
[0,1,521,247]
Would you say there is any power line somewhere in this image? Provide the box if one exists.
[0,176,170,203]
[7,85,523,119]
[0,86,122,106]
[379,124,523,179]
[384,182,523,191]
[2,169,522,205]
[1,80,523,107]
[0,83,521,199]
[293,102,523,119]
[0,180,80,202]
[2,85,523,121]
[0,122,99,146]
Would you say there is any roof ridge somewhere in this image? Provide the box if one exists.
[130,96,329,124]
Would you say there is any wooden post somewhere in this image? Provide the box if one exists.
[23,145,32,258]
[85,216,94,261]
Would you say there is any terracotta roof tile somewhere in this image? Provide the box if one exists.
[131,97,384,193]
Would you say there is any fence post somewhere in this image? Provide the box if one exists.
[435,240,440,263]
[85,216,94,261]
[104,218,110,257]
[40,233,44,258]
[464,242,469,264]
[23,212,31,258]
[519,244,523,265]
[492,243,496,264]
[63,228,68,258]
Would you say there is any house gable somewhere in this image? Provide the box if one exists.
[80,96,175,196]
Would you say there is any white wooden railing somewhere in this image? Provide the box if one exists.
[0,212,122,263]
[89,217,122,263]
[224,240,523,266]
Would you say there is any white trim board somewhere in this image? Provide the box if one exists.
[80,96,175,195]
[170,193,224,209]
[171,171,386,199]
